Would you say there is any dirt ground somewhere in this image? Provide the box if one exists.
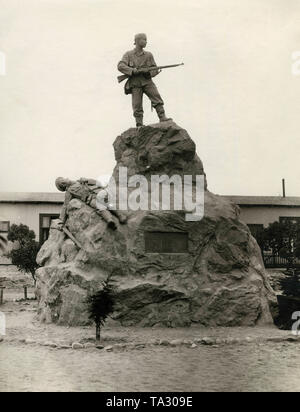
[1,270,300,392]
[2,339,300,392]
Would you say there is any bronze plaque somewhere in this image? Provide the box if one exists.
[145,232,189,253]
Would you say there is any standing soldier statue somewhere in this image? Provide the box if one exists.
[117,33,183,127]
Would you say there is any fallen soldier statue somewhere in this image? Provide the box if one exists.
[55,176,127,231]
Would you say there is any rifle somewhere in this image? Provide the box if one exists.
[117,63,184,83]
[62,226,83,250]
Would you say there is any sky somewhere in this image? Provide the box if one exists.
[0,0,300,196]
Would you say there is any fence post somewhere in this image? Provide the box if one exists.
[0,287,5,305]
[24,286,28,300]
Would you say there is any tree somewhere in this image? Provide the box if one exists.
[254,220,300,269]
[86,277,115,342]
[253,220,300,330]
[6,224,40,285]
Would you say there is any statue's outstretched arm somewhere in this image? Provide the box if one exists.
[79,177,98,185]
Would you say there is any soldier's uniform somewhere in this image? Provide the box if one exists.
[118,49,168,126]
[59,180,126,230]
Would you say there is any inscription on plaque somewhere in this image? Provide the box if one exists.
[145,232,189,253]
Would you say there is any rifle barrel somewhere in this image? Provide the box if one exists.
[157,63,184,69]
[63,227,82,249]
[117,63,184,83]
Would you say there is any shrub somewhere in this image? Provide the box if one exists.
[6,224,40,285]
[86,277,115,341]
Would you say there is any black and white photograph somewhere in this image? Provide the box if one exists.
[1,0,300,395]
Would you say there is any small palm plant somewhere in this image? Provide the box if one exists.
[86,277,115,342]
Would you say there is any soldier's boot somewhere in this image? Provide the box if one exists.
[155,105,172,122]
[135,116,143,128]
[97,209,117,230]
[108,220,117,230]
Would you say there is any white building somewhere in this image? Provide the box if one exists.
[1,192,300,247]
[225,196,300,237]
[0,192,63,245]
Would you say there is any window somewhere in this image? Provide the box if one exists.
[39,214,59,244]
[0,221,10,233]
[247,224,264,239]
[279,217,300,225]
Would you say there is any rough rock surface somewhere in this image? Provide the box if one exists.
[36,121,277,327]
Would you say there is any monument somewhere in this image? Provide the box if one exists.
[35,35,277,327]
[36,121,277,327]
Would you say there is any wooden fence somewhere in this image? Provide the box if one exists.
[263,254,300,269]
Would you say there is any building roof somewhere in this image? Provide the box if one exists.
[0,192,64,204]
[0,192,300,207]
[225,196,300,207]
